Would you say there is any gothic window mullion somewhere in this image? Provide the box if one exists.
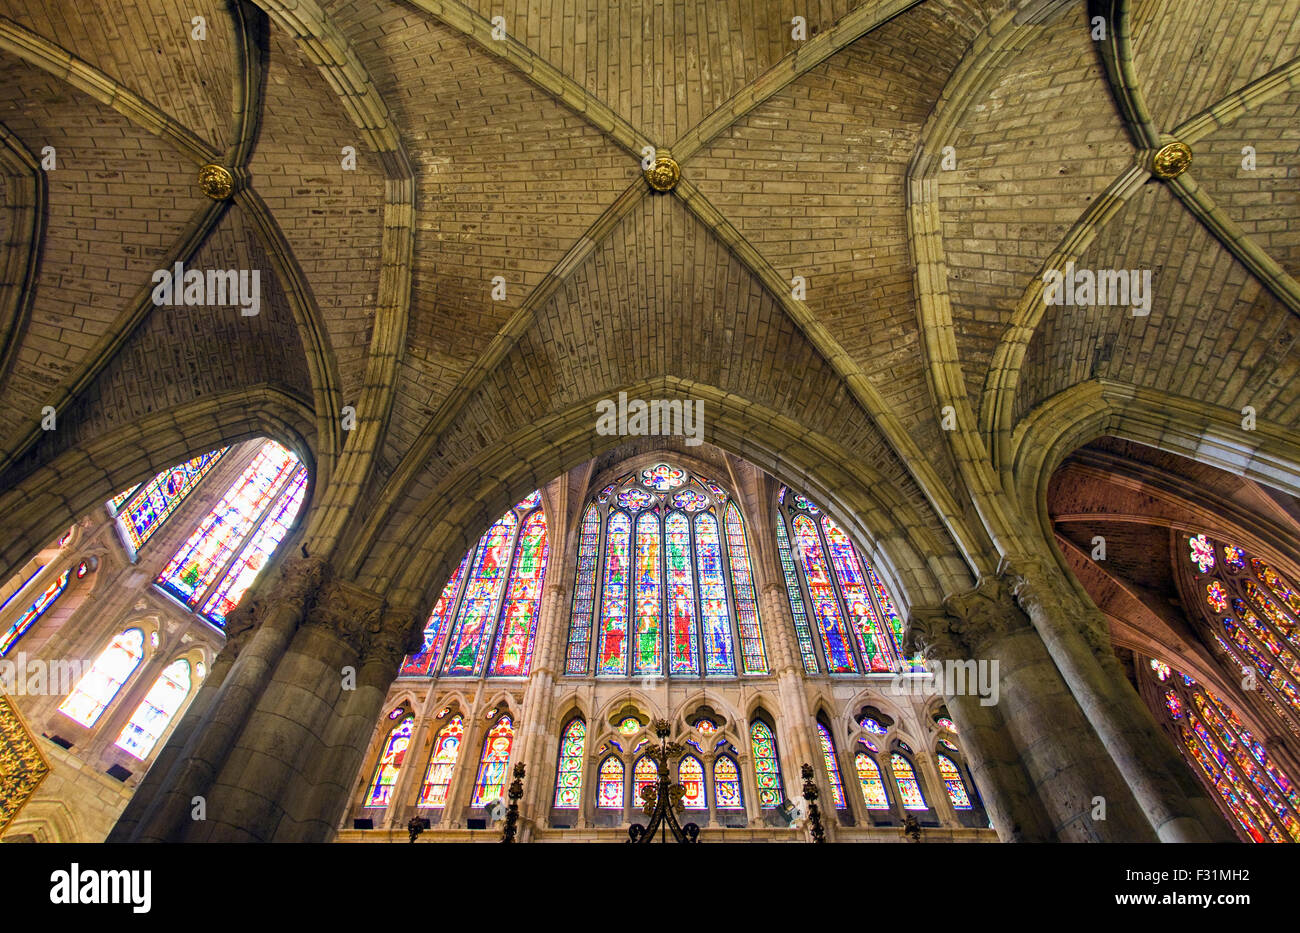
[187,472,291,617]
[776,509,824,675]
[477,515,525,678]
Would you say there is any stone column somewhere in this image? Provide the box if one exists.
[516,579,570,837]
[906,607,1053,842]
[759,582,815,796]
[179,578,413,842]
[1004,556,1236,842]
[274,603,422,841]
[930,574,1156,841]
[109,556,328,842]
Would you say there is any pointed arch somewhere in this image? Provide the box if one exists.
[855,752,891,810]
[364,715,413,808]
[471,715,515,807]
[890,752,928,810]
[679,755,706,810]
[749,718,783,809]
[714,756,742,809]
[937,754,972,810]
[597,755,625,809]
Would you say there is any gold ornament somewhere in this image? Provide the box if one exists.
[198,163,235,200]
[1151,142,1192,180]
[0,695,50,834]
[644,155,681,192]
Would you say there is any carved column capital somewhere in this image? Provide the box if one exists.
[220,597,263,659]
[1000,555,1112,655]
[268,555,331,613]
[904,606,965,660]
[304,579,422,669]
[942,574,1026,656]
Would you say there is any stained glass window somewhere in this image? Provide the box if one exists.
[565,506,601,674]
[750,720,782,808]
[488,510,549,676]
[1,569,69,657]
[817,722,847,809]
[935,717,957,733]
[680,755,706,809]
[112,448,228,551]
[114,659,191,759]
[598,756,625,808]
[471,716,514,807]
[1184,534,1300,731]
[855,753,890,809]
[1150,658,1171,681]
[419,715,464,808]
[726,503,767,674]
[938,754,972,809]
[403,553,470,676]
[57,628,145,727]
[715,756,742,808]
[618,717,641,735]
[366,716,413,807]
[156,441,306,627]
[568,465,766,677]
[891,753,928,809]
[633,510,662,676]
[552,718,586,809]
[634,756,658,806]
[777,489,921,675]
[442,511,517,676]
[1147,658,1300,842]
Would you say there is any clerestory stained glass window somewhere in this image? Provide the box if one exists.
[1146,657,1300,843]
[564,465,767,677]
[156,440,308,628]
[1183,534,1300,733]
[399,493,549,679]
[110,448,228,551]
[1,568,69,657]
[776,488,923,675]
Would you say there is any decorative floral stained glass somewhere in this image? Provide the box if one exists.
[1189,534,1216,573]
[1223,545,1246,572]
[935,717,958,733]
[824,518,894,672]
[938,754,972,809]
[471,716,514,807]
[58,629,145,727]
[641,464,686,490]
[554,719,586,809]
[366,717,413,807]
[671,489,709,511]
[666,511,700,676]
[403,552,470,676]
[695,511,736,675]
[775,515,819,674]
[726,503,768,674]
[419,715,464,808]
[750,721,782,808]
[156,442,299,613]
[619,717,641,735]
[860,716,887,734]
[855,753,890,809]
[1206,581,1229,614]
[597,756,624,808]
[1253,559,1300,619]
[632,510,662,676]
[700,478,728,500]
[860,736,879,752]
[891,753,928,810]
[565,506,601,675]
[114,659,191,759]
[488,510,549,676]
[617,488,656,511]
[597,512,631,674]
[715,757,742,808]
[680,756,706,809]
[597,484,618,504]
[116,447,228,551]
[793,515,857,673]
[634,756,658,805]
[792,494,820,513]
[938,738,958,752]
[198,466,309,625]
[695,719,716,733]
[442,511,518,677]
[1150,659,1171,681]
[0,569,70,657]
[817,723,847,809]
